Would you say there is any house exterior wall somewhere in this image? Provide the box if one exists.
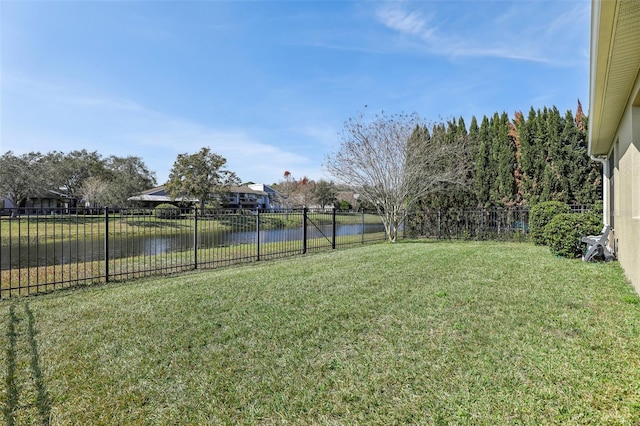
[589,0,640,294]
[248,183,283,209]
[608,83,640,292]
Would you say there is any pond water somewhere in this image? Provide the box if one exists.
[1,223,385,269]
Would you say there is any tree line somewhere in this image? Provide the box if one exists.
[325,102,601,241]
[414,101,601,210]
[0,147,348,213]
[0,150,156,210]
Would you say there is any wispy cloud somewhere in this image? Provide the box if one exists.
[375,7,434,39]
[63,95,142,111]
[3,74,143,111]
[1,75,322,184]
[372,2,588,65]
[131,122,318,183]
[298,125,339,148]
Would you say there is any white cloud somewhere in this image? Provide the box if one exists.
[298,125,339,148]
[376,7,434,39]
[1,75,323,185]
[131,122,317,184]
[372,2,587,65]
[3,74,144,111]
[63,95,143,111]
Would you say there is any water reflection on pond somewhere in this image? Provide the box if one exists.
[2,223,385,269]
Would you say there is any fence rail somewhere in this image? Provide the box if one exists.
[0,207,386,299]
[2,204,590,299]
[405,207,532,241]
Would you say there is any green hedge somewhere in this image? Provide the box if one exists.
[543,212,602,258]
[154,203,181,219]
[529,201,571,245]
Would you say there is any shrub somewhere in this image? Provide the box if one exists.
[543,212,602,258]
[338,200,352,211]
[590,202,604,217]
[529,201,571,245]
[154,203,181,219]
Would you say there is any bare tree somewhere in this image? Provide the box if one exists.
[295,176,315,207]
[325,111,471,242]
[274,171,316,209]
[80,176,110,209]
[274,171,297,210]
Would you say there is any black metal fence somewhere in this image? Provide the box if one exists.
[4,204,588,299]
[405,207,532,241]
[0,207,386,299]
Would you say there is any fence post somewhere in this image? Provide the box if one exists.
[193,207,198,269]
[438,210,441,240]
[332,207,337,249]
[256,209,261,261]
[404,210,409,240]
[104,208,109,283]
[302,207,308,254]
[482,210,487,240]
[361,209,365,244]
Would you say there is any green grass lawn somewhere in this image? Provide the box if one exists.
[1,241,639,425]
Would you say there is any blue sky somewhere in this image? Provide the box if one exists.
[1,0,591,186]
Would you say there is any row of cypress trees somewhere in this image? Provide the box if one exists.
[414,101,601,209]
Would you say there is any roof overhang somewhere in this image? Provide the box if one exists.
[127,194,198,203]
[589,0,640,156]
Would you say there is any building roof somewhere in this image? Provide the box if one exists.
[128,185,197,202]
[228,185,267,196]
[128,184,269,202]
[589,0,640,155]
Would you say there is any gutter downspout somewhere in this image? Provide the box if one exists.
[590,154,616,257]
[591,155,609,226]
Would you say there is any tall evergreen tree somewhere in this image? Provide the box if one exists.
[575,99,586,132]
[521,107,550,203]
[516,108,534,203]
[562,108,601,205]
[511,104,601,206]
[509,111,525,204]
[468,116,479,145]
[490,112,517,205]
[541,106,568,202]
[412,102,601,210]
[474,116,493,206]
[457,117,468,136]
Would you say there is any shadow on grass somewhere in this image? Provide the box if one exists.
[25,303,52,425]
[2,303,52,426]
[3,304,18,426]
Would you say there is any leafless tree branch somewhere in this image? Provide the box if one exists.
[325,111,471,242]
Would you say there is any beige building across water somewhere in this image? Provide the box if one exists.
[589,0,640,293]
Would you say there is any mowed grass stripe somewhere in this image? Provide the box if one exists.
[1,241,639,425]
